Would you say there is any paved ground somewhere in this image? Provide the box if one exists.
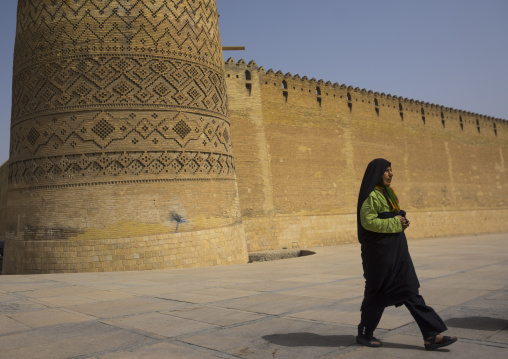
[0,232,507,359]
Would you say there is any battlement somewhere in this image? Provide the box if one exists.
[225,58,505,137]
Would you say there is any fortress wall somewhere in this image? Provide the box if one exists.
[225,59,273,219]
[239,208,508,252]
[226,60,508,252]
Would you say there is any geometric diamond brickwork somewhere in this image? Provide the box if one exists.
[92,119,115,140]
[9,0,232,187]
[12,0,227,123]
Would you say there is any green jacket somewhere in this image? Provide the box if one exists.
[360,190,403,233]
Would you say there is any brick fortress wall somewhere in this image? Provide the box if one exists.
[225,59,508,252]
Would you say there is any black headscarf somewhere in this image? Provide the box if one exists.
[357,158,391,240]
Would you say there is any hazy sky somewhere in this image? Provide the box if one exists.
[1,0,507,165]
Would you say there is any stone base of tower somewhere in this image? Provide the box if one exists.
[1,223,248,274]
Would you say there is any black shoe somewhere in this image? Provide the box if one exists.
[424,335,458,351]
[356,336,383,347]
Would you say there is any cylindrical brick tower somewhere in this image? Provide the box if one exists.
[3,0,246,273]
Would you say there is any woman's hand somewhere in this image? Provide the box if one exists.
[397,215,410,230]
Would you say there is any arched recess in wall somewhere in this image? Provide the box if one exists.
[282,80,288,102]
[347,92,352,111]
[493,122,497,136]
[399,103,404,121]
[421,107,426,125]
[459,116,464,130]
[374,98,379,116]
[316,86,322,107]
[476,119,480,133]
[245,70,252,95]
[441,111,445,127]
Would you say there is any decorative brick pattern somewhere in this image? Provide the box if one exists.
[9,110,233,186]
[11,56,228,122]
[10,0,231,188]
[2,0,244,275]
[9,151,235,187]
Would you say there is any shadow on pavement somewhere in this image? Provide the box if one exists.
[263,333,355,347]
[445,316,508,331]
[381,341,436,351]
[263,333,454,352]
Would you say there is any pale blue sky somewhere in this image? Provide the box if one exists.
[1,0,507,165]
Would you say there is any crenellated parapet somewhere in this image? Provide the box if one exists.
[224,58,505,138]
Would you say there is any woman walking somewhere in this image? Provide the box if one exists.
[356,158,457,351]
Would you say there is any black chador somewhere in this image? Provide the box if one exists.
[357,158,419,310]
[356,158,451,349]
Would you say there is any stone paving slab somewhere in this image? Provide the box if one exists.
[280,283,363,300]
[69,297,189,319]
[104,312,218,338]
[163,305,267,326]
[157,287,261,303]
[0,232,507,358]
[0,321,159,359]
[7,308,95,328]
[81,342,229,359]
[0,297,49,314]
[33,294,108,308]
[0,314,30,334]
[211,292,339,316]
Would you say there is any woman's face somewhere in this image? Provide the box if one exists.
[382,166,393,186]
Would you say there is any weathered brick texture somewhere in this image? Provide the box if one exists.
[226,59,508,252]
[1,0,247,274]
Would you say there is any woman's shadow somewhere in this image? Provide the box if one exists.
[262,333,354,347]
[262,333,427,350]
